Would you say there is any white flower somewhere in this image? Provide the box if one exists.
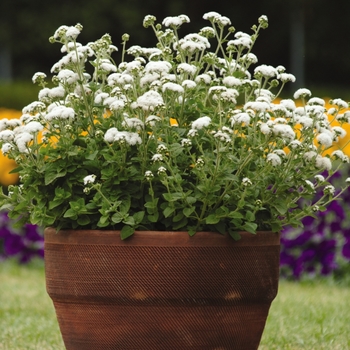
[181,138,192,147]
[57,69,79,84]
[162,82,184,94]
[277,73,296,83]
[83,174,96,185]
[0,130,15,141]
[182,80,197,89]
[177,33,210,53]
[244,101,270,112]
[304,151,317,161]
[191,116,211,130]
[346,177,350,184]
[272,124,295,141]
[242,177,252,186]
[122,117,144,130]
[254,64,277,78]
[157,166,167,175]
[32,72,47,84]
[45,105,75,121]
[104,127,119,143]
[145,115,161,127]
[213,131,231,142]
[187,129,198,137]
[304,180,315,190]
[162,15,190,27]
[145,61,172,75]
[1,143,13,154]
[293,88,312,99]
[137,90,164,111]
[177,63,197,75]
[195,74,212,84]
[315,156,332,170]
[314,174,325,182]
[14,132,33,153]
[330,98,348,109]
[260,123,271,135]
[223,76,242,87]
[266,153,282,166]
[152,154,163,162]
[23,121,44,133]
[316,133,333,148]
[324,185,335,196]
[144,170,154,180]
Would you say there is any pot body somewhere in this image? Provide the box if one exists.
[44,228,280,350]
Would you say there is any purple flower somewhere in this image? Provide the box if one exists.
[0,212,44,264]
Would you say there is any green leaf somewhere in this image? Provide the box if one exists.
[245,211,255,222]
[111,212,123,224]
[45,169,67,185]
[123,216,135,226]
[229,231,241,241]
[133,211,145,224]
[120,225,134,240]
[183,207,195,217]
[163,206,175,218]
[272,202,288,215]
[206,214,220,225]
[243,222,258,234]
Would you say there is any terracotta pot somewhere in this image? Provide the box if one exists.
[44,228,280,349]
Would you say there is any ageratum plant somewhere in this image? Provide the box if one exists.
[1,12,350,239]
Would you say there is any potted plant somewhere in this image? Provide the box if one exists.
[1,11,350,349]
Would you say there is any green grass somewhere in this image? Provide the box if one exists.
[1,260,349,350]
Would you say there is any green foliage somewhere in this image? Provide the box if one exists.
[0,13,350,239]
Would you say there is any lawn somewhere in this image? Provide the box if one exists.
[1,260,349,350]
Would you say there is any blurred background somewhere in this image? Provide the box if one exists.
[1,0,350,109]
[1,0,350,279]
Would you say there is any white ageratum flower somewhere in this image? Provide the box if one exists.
[157,166,167,175]
[104,127,119,143]
[181,138,192,147]
[83,174,96,185]
[316,132,333,148]
[223,76,242,87]
[331,150,349,162]
[45,105,75,121]
[315,155,332,170]
[57,69,79,84]
[23,121,44,133]
[272,124,295,141]
[195,74,212,85]
[145,115,161,127]
[277,73,296,83]
[254,64,277,78]
[136,90,164,111]
[266,153,282,166]
[228,32,252,49]
[293,88,312,99]
[0,130,15,141]
[330,98,348,109]
[14,132,33,153]
[332,126,346,139]
[144,61,172,75]
[162,82,184,94]
[182,80,197,89]
[177,33,210,53]
[304,180,315,191]
[242,177,252,186]
[32,72,47,84]
[122,117,144,130]
[144,170,154,181]
[177,63,197,75]
[152,154,163,162]
[191,116,211,130]
[1,142,13,154]
[314,174,325,183]
[162,15,190,27]
[231,112,251,126]
[213,131,231,143]
[289,140,302,149]
[259,123,272,135]
[324,185,335,196]
[244,101,270,112]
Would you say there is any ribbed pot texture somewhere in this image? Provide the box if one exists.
[44,228,280,350]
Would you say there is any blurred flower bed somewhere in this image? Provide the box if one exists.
[1,107,350,276]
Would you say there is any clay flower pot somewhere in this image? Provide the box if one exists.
[45,228,280,349]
